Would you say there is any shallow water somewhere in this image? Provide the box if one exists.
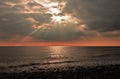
[0,46,120,72]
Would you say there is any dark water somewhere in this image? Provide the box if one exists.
[0,46,120,72]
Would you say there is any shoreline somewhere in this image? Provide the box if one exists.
[0,64,120,79]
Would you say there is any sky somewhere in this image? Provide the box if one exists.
[0,0,120,46]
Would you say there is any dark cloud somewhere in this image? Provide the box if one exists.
[65,0,120,32]
[0,14,33,35]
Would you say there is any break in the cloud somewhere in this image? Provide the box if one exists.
[0,0,120,45]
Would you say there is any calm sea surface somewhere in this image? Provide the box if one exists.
[0,46,120,72]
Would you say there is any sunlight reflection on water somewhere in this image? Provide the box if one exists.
[43,46,68,66]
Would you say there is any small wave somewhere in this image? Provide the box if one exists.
[7,60,79,68]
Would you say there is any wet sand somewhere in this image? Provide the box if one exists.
[0,64,120,79]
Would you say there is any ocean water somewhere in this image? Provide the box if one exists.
[0,46,120,72]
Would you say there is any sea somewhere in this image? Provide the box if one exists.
[0,46,120,72]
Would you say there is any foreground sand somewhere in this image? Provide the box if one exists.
[0,64,120,79]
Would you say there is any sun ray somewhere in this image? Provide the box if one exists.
[21,27,41,42]
[19,0,82,42]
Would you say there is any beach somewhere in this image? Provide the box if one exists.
[0,64,120,79]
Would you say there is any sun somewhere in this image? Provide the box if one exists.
[51,14,71,23]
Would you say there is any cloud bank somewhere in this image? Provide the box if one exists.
[0,0,120,44]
